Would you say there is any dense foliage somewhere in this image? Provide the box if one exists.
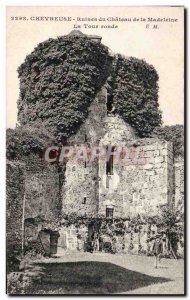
[60,209,183,256]
[18,34,112,141]
[17,32,162,140]
[61,212,128,229]
[110,55,162,137]
[6,122,55,160]
[151,205,184,257]
[152,124,184,157]
[6,123,65,219]
[7,162,25,272]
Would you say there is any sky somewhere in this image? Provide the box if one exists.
[6,6,184,128]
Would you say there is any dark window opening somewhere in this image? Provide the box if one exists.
[84,135,87,168]
[82,197,87,204]
[106,208,114,218]
[107,93,114,115]
[106,146,115,175]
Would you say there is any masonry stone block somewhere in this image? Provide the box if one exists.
[153,150,160,157]
[144,144,157,151]
[143,164,153,170]
[144,151,154,158]
[155,156,164,164]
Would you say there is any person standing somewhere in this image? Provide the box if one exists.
[93,232,100,253]
[84,232,89,252]
[152,235,163,268]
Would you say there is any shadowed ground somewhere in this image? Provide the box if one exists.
[33,260,169,294]
[30,252,184,295]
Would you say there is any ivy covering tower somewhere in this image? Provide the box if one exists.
[17,31,162,140]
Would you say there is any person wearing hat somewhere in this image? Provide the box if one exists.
[152,234,163,268]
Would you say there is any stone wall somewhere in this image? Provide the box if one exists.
[7,156,63,259]
[174,157,184,213]
[62,87,138,217]
[22,157,63,256]
[24,158,61,220]
[99,138,174,217]
[100,114,137,145]
[63,85,176,219]
[6,84,184,259]
[175,157,184,254]
[62,87,107,215]
[57,224,88,254]
[68,87,107,145]
[62,159,99,216]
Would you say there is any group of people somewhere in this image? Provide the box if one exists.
[84,232,100,253]
[83,231,164,269]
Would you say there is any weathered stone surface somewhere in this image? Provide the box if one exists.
[61,85,180,218]
[62,158,99,215]
[143,164,153,170]
[25,162,60,220]
[175,158,184,213]
[6,86,184,258]
[155,156,164,164]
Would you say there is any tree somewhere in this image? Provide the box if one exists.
[6,121,55,160]
[151,125,184,157]
[156,205,184,256]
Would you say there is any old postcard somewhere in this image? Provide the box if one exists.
[6,6,184,295]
